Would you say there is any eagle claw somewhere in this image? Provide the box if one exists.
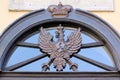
[42,63,50,71]
[70,63,78,71]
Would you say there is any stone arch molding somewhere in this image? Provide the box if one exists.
[0,5,120,71]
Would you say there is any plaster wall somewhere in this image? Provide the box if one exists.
[0,0,120,35]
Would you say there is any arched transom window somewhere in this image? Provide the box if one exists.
[2,22,116,72]
[0,4,120,80]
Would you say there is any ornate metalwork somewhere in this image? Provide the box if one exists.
[39,24,82,71]
[48,2,73,18]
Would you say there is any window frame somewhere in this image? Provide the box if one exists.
[0,9,120,75]
[3,26,115,72]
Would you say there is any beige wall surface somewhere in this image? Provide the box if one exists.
[0,0,120,35]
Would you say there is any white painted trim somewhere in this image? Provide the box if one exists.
[9,0,114,11]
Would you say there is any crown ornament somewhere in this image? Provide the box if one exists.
[48,2,73,18]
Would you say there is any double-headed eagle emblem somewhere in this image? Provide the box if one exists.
[39,24,82,71]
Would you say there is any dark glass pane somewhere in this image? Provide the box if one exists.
[78,47,114,67]
[14,56,106,72]
[15,57,49,72]
[71,57,106,72]
[81,33,98,44]
[24,29,98,44]
[6,47,41,67]
[25,33,39,44]
[14,56,73,72]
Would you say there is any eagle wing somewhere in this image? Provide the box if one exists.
[39,27,57,55]
[66,28,82,55]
